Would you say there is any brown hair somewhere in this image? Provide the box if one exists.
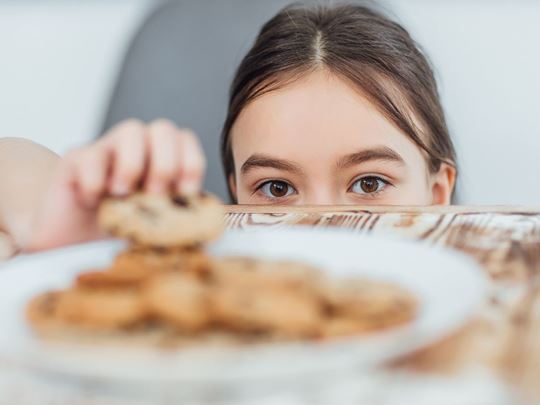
[221,2,456,201]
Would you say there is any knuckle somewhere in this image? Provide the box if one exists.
[109,119,146,141]
[118,131,136,145]
[149,119,177,134]
[150,118,174,127]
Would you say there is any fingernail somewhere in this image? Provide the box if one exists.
[111,182,129,196]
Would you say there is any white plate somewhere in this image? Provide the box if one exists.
[0,228,487,394]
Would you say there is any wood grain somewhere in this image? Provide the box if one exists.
[225,204,540,214]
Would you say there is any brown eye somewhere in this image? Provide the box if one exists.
[259,180,295,198]
[350,176,388,195]
[360,177,378,193]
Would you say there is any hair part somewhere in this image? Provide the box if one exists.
[221,2,457,202]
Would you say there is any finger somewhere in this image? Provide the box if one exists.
[73,147,109,208]
[175,129,206,195]
[145,119,181,194]
[69,147,110,208]
[102,119,147,196]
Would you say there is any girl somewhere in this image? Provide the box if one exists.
[0,3,456,253]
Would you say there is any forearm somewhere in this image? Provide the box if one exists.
[0,138,59,249]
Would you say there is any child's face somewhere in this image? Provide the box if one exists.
[229,70,454,205]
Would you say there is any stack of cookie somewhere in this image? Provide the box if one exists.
[27,193,417,346]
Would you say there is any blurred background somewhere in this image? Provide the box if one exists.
[1,0,539,204]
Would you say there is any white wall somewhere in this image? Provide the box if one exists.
[0,0,539,205]
[0,0,154,153]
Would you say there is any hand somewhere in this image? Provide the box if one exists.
[24,119,206,251]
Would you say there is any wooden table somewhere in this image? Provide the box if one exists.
[2,205,540,404]
[225,205,540,403]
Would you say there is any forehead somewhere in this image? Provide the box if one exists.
[230,70,427,169]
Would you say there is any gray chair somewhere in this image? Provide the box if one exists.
[102,0,313,201]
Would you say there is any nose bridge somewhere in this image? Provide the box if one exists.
[303,178,341,205]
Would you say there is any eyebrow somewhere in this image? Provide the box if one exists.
[240,154,304,175]
[336,147,405,169]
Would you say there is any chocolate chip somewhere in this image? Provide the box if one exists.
[150,246,168,254]
[199,270,214,283]
[184,242,202,251]
[172,196,189,207]
[321,303,336,317]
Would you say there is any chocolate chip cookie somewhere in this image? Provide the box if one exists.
[98,193,224,248]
